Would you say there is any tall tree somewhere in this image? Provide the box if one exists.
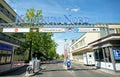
[25,8,57,61]
[11,8,57,61]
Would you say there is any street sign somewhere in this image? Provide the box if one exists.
[74,28,100,32]
[39,28,65,32]
[3,28,30,32]
[113,48,120,60]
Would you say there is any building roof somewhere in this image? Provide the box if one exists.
[88,34,120,46]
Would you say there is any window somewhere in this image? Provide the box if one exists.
[0,18,7,23]
[109,28,115,34]
[72,47,74,50]
[6,56,11,63]
[99,48,104,61]
[94,48,104,61]
[95,50,99,61]
[75,44,78,48]
[0,50,12,64]
[104,47,112,62]
[116,28,120,33]
[0,4,16,22]
[89,54,92,57]
[0,56,6,64]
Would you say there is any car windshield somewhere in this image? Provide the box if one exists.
[0,0,120,77]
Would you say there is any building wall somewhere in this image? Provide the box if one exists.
[0,0,16,23]
[85,33,100,44]
[108,25,120,28]
[108,25,120,34]
[71,24,120,54]
[70,33,100,52]
[73,54,83,63]
[70,24,120,64]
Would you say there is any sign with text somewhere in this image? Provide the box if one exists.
[113,48,120,60]
[74,28,100,32]
[39,28,65,32]
[3,28,30,32]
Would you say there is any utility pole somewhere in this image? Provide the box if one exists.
[64,39,67,59]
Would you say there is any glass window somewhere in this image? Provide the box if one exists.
[0,50,12,64]
[72,47,74,50]
[99,48,104,61]
[94,48,104,62]
[109,28,115,34]
[75,44,78,48]
[116,28,120,33]
[95,50,99,61]
[104,47,112,62]
[6,56,11,63]
[0,56,6,63]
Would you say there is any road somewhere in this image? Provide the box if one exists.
[33,62,116,77]
[0,66,27,77]
[0,62,118,77]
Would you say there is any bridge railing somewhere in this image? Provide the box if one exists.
[0,23,109,28]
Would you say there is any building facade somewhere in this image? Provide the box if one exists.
[70,24,120,73]
[0,0,17,23]
[0,0,22,74]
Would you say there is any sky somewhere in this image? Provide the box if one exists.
[5,0,120,55]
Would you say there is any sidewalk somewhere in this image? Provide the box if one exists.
[72,60,120,77]
[24,64,46,77]
[0,65,26,76]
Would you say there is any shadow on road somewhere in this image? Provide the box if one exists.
[41,67,96,72]
[72,68,96,71]
[0,66,27,76]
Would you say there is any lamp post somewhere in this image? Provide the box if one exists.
[64,39,67,59]
[28,38,32,61]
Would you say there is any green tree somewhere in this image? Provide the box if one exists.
[60,54,64,59]
[12,8,58,61]
[55,53,60,59]
[25,8,57,61]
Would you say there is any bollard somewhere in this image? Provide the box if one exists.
[26,65,33,74]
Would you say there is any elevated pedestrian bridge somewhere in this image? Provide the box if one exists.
[0,22,108,28]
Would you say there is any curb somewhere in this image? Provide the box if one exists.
[24,68,42,77]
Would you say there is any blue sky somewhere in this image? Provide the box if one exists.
[5,0,120,55]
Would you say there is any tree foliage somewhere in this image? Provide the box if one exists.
[25,8,57,60]
[11,8,58,61]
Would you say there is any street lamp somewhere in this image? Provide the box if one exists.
[28,38,32,61]
[64,39,67,59]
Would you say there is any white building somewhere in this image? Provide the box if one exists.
[70,24,120,74]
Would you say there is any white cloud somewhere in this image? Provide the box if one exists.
[71,8,80,12]
[66,8,69,11]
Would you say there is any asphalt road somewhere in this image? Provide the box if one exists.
[0,62,119,77]
[33,62,117,77]
[0,66,27,77]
